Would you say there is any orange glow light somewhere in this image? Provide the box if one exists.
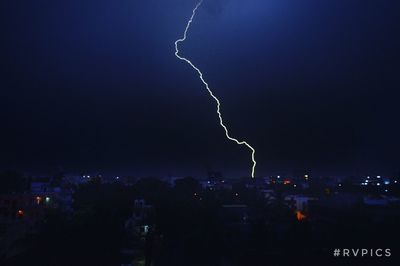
[296,211,306,221]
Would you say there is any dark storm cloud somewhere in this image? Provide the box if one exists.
[0,0,399,177]
[202,0,231,16]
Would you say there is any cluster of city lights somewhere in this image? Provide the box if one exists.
[360,176,394,186]
[35,196,51,204]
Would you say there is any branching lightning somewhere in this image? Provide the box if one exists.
[174,0,257,178]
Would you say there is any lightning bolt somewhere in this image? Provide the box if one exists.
[174,0,257,178]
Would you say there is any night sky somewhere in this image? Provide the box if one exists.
[1,0,399,177]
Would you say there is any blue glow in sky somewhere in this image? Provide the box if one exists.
[1,0,399,176]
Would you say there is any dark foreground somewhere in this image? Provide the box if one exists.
[1,173,400,266]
